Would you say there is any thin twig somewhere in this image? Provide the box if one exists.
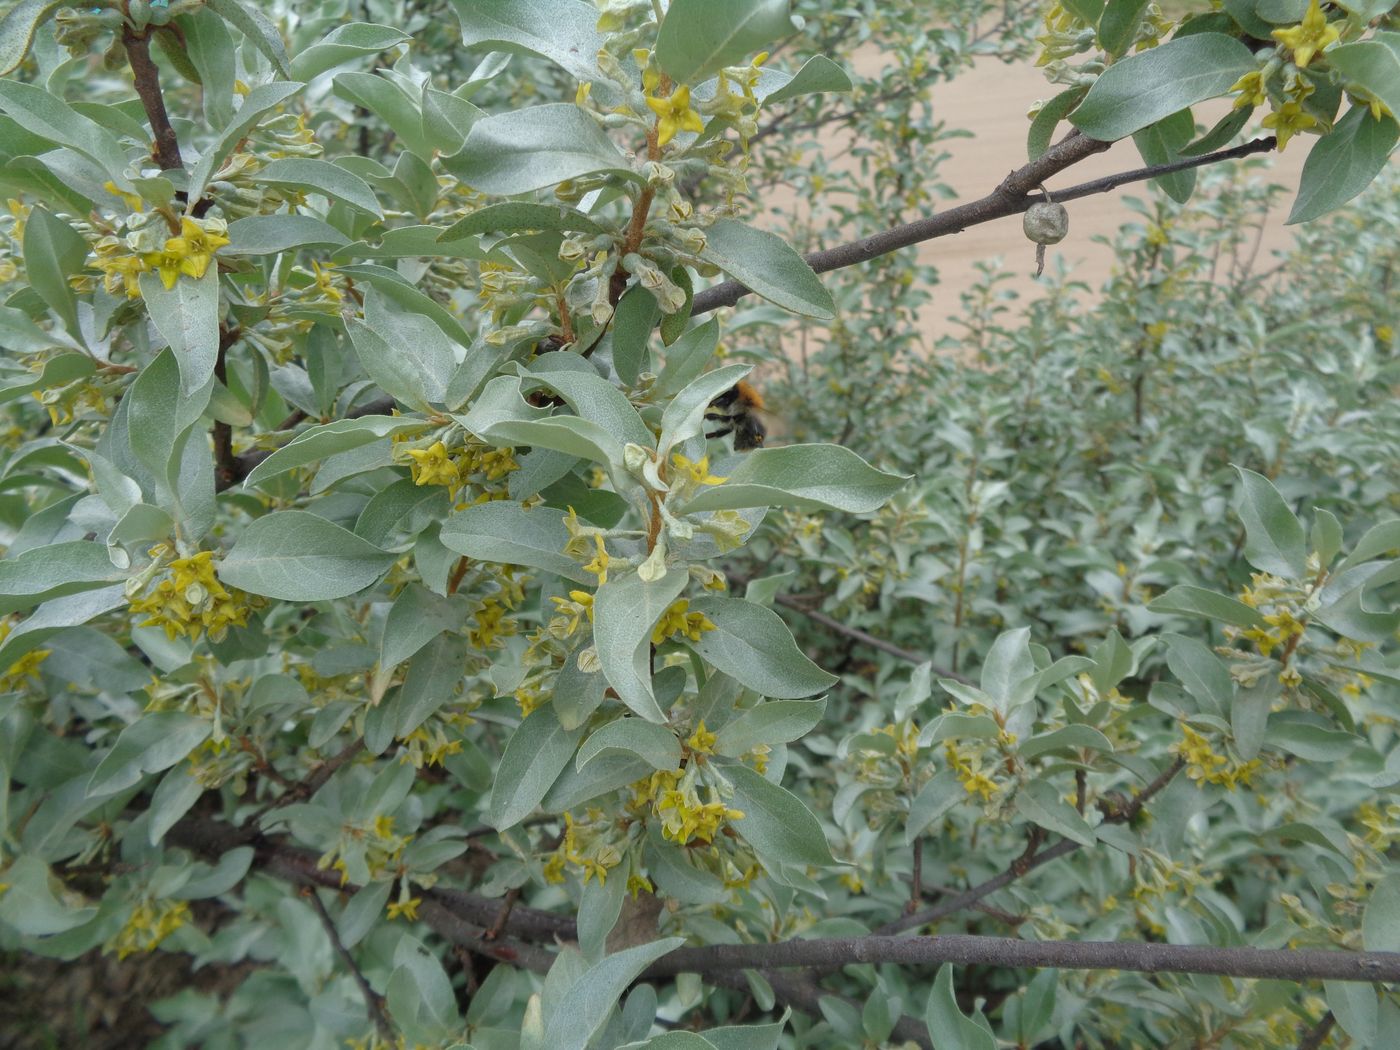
[304,887,396,1042]
[691,135,1277,316]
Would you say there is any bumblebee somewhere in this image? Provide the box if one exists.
[705,380,767,450]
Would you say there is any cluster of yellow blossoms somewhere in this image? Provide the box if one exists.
[0,618,49,690]
[129,549,252,642]
[105,899,191,960]
[404,439,518,498]
[651,599,716,645]
[1172,722,1261,791]
[318,813,414,889]
[92,215,230,298]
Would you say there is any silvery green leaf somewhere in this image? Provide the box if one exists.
[594,571,689,723]
[488,707,583,830]
[577,717,682,773]
[726,763,836,868]
[1014,779,1096,847]
[690,597,836,699]
[447,103,633,195]
[699,218,835,319]
[680,444,908,515]
[440,501,595,585]
[219,510,397,600]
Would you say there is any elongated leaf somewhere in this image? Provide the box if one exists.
[0,586,126,669]
[450,0,604,82]
[700,218,834,319]
[440,501,594,584]
[1149,585,1267,628]
[690,597,836,699]
[539,938,687,1050]
[447,104,632,195]
[0,541,125,615]
[681,444,908,515]
[1233,467,1307,578]
[489,707,582,829]
[205,0,292,76]
[220,510,396,600]
[1288,106,1399,224]
[726,763,836,867]
[138,265,221,398]
[88,712,212,796]
[0,0,65,76]
[1327,37,1400,130]
[904,770,964,844]
[714,698,826,757]
[225,214,350,254]
[594,572,689,723]
[926,965,998,1050]
[187,82,303,203]
[1028,86,1088,160]
[437,202,604,241]
[0,80,130,183]
[245,416,424,488]
[22,205,87,337]
[1015,779,1096,846]
[658,363,751,458]
[759,55,854,105]
[289,22,410,82]
[577,717,682,772]
[655,0,790,87]
[1070,34,1254,140]
[255,158,383,217]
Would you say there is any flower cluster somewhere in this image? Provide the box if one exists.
[651,599,717,645]
[404,439,519,498]
[105,900,191,960]
[92,216,229,298]
[128,549,252,642]
[0,618,49,690]
[632,765,745,847]
[543,808,624,884]
[1171,723,1261,791]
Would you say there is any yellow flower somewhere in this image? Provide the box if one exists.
[583,534,610,584]
[1261,101,1317,151]
[386,896,422,921]
[549,590,595,637]
[105,900,191,960]
[177,217,229,279]
[311,260,341,303]
[686,719,717,755]
[406,441,462,492]
[626,872,653,898]
[671,453,726,487]
[129,550,251,641]
[651,599,717,645]
[1229,69,1267,110]
[1271,0,1339,70]
[645,84,705,147]
[145,238,196,290]
[102,180,144,213]
[470,597,515,649]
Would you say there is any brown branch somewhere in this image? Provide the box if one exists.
[1296,1010,1335,1050]
[691,135,1278,317]
[123,25,183,172]
[212,325,241,488]
[643,934,1400,984]
[878,758,1186,936]
[304,886,396,1042]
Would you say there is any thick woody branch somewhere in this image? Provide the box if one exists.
[691,134,1278,316]
[123,25,183,172]
[643,934,1400,984]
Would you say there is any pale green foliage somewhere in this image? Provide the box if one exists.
[1,1,1399,1049]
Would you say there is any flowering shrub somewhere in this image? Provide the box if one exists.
[1,2,1399,1049]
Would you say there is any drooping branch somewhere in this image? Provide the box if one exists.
[122,25,183,172]
[691,134,1278,317]
[643,934,1400,984]
[879,757,1186,935]
[305,886,397,1042]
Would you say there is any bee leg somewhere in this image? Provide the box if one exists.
[705,424,735,439]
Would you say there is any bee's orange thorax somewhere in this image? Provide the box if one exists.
[735,380,765,411]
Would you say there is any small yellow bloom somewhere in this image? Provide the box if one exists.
[651,599,717,645]
[583,534,610,584]
[1229,70,1267,110]
[671,453,726,487]
[686,719,717,755]
[1271,0,1339,70]
[386,896,422,921]
[645,84,705,147]
[1261,101,1317,151]
[102,180,144,213]
[406,441,462,492]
